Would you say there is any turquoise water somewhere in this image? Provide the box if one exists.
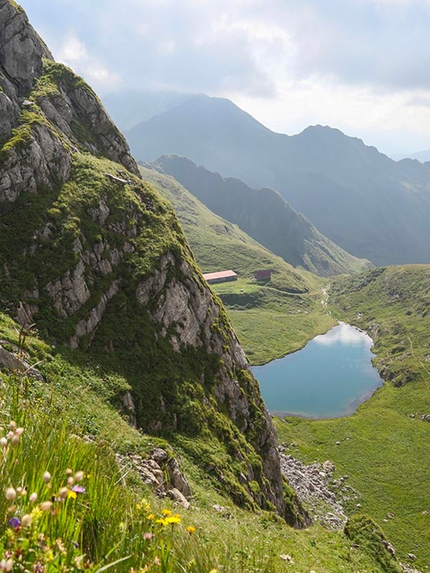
[253,322,383,418]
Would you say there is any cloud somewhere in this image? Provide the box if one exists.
[17,0,430,152]
[56,35,120,90]
[313,323,373,347]
[19,0,430,95]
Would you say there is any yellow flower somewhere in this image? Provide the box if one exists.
[209,569,218,573]
[68,490,77,500]
[165,515,181,525]
[147,513,155,521]
[155,518,168,527]
[161,508,172,516]
[137,499,150,513]
[186,526,196,534]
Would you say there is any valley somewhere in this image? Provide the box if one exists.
[1,1,430,571]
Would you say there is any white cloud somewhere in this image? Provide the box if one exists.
[17,0,430,152]
[57,35,121,91]
[313,323,373,347]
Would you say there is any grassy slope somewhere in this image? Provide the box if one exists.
[148,156,372,277]
[1,58,290,516]
[0,310,397,573]
[275,266,430,569]
[140,166,336,364]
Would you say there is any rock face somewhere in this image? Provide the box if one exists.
[0,0,296,521]
[116,447,192,508]
[0,0,138,204]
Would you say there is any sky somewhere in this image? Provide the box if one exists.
[18,0,430,155]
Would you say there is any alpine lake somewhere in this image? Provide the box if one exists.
[253,322,383,419]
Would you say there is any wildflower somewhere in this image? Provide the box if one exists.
[161,509,172,516]
[58,487,69,500]
[40,501,53,511]
[155,518,168,527]
[66,468,73,477]
[21,514,32,527]
[43,471,51,483]
[9,421,16,431]
[5,487,16,501]
[67,477,74,485]
[11,433,20,445]
[165,515,181,525]
[0,437,7,448]
[68,490,77,500]
[147,514,155,521]
[71,485,86,494]
[186,525,196,534]
[15,428,24,436]
[0,558,13,572]
[9,517,21,529]
[74,471,84,482]
[136,499,150,513]
[143,532,153,540]
[208,570,218,573]
[29,492,38,503]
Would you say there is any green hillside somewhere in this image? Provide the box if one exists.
[0,3,426,572]
[150,155,372,277]
[275,266,430,568]
[140,165,336,364]
[0,310,396,573]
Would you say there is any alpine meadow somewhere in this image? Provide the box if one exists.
[1,1,430,572]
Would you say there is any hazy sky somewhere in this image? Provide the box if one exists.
[18,0,430,154]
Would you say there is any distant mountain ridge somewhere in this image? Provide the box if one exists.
[390,150,430,162]
[126,95,430,267]
[149,155,372,277]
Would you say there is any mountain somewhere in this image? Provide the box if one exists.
[139,165,312,286]
[0,0,293,521]
[125,95,430,267]
[139,164,341,365]
[149,155,372,277]
[0,3,423,571]
[102,89,193,131]
[391,149,430,162]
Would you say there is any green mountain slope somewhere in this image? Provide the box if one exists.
[0,3,421,572]
[149,155,372,277]
[0,0,290,520]
[0,309,397,573]
[139,165,313,287]
[275,265,430,568]
[125,95,430,267]
[139,165,337,364]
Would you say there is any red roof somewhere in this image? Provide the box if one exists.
[203,270,237,281]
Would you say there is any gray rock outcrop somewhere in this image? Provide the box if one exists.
[279,451,349,530]
[116,447,191,508]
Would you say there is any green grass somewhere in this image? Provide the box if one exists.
[212,279,334,364]
[0,311,395,573]
[274,266,430,569]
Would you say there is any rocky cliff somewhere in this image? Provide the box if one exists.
[0,0,304,522]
